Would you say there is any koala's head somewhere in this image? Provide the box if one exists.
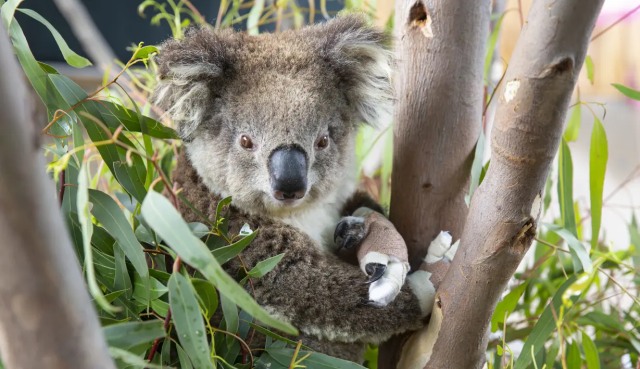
[155,15,392,217]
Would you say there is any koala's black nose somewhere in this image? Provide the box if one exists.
[268,146,307,202]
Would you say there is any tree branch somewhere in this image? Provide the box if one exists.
[0,26,115,369]
[399,1,605,368]
[381,0,490,367]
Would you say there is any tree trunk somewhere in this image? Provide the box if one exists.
[393,1,605,368]
[0,27,116,369]
[381,0,490,367]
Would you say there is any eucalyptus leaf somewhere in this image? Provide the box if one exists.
[589,117,608,249]
[104,321,165,349]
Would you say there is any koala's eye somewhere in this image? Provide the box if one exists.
[240,135,254,150]
[315,134,330,150]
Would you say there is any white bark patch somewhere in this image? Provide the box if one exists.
[530,193,542,220]
[504,79,520,102]
[397,299,444,369]
[420,15,434,38]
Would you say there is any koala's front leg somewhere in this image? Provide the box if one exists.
[334,207,410,307]
[244,225,433,344]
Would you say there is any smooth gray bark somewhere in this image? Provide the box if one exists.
[407,1,605,368]
[381,0,490,367]
[0,26,116,369]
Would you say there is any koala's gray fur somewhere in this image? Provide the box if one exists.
[155,15,427,362]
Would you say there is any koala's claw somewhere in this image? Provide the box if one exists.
[365,263,386,283]
[334,216,366,251]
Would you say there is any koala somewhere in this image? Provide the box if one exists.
[154,15,443,362]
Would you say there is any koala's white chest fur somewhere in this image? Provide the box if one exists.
[280,205,341,251]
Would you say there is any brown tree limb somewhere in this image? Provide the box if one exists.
[398,1,605,368]
[0,27,116,369]
[381,0,490,367]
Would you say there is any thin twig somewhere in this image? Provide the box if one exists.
[591,3,640,42]
[58,169,66,206]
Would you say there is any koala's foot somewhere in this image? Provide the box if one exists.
[334,216,366,251]
[365,253,410,307]
[425,231,459,264]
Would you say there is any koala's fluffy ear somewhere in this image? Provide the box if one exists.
[154,28,235,140]
[311,14,393,127]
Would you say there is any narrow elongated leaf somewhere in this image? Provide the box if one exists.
[629,215,640,269]
[466,130,485,205]
[247,0,265,35]
[564,105,582,142]
[264,348,367,369]
[113,243,133,298]
[168,273,214,369]
[585,56,594,85]
[141,191,297,335]
[132,275,167,303]
[78,165,118,313]
[491,282,527,332]
[104,321,165,349]
[514,275,577,369]
[17,8,91,68]
[247,253,285,278]
[89,190,149,288]
[109,347,165,369]
[544,223,592,273]
[566,341,581,369]
[0,0,22,30]
[557,139,578,236]
[589,117,608,249]
[212,231,257,264]
[612,83,640,101]
[192,279,218,319]
[582,331,600,369]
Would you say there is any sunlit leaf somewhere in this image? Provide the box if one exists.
[612,83,640,101]
[566,341,581,369]
[582,331,600,369]
[564,105,581,142]
[17,8,91,68]
[544,223,592,273]
[585,56,594,85]
[589,117,608,249]
[491,282,527,332]
[557,139,577,237]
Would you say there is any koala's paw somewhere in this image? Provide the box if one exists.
[366,254,409,307]
[425,231,459,265]
[334,216,366,251]
[406,270,436,316]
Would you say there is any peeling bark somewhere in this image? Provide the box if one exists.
[0,27,116,369]
[394,1,605,368]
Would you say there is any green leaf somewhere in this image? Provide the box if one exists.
[514,275,577,369]
[89,190,149,290]
[564,105,582,142]
[612,83,640,101]
[585,56,594,85]
[544,223,592,273]
[141,191,297,335]
[484,12,505,84]
[132,275,167,304]
[103,321,165,349]
[246,0,264,35]
[491,282,527,332]
[466,130,485,205]
[109,347,165,369]
[78,165,118,313]
[247,253,285,278]
[582,331,600,369]
[557,139,578,237]
[192,279,218,320]
[629,215,640,269]
[168,273,214,369]
[0,0,22,30]
[566,341,581,369]
[212,230,257,264]
[589,117,608,249]
[263,348,367,369]
[113,243,133,298]
[132,44,158,60]
[17,8,91,68]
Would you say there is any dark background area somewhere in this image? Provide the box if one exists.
[17,0,343,63]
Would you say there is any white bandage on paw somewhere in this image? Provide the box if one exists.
[407,270,436,316]
[367,257,410,307]
[425,231,458,264]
